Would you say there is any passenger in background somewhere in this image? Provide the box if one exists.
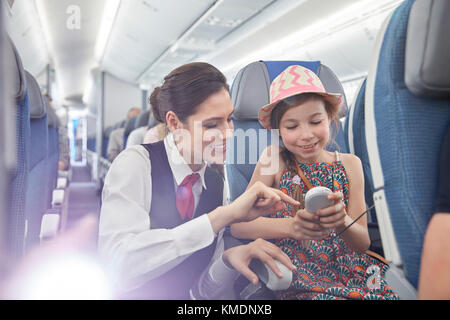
[98,62,297,299]
[107,107,141,162]
[45,94,70,171]
[418,126,450,300]
[127,116,168,147]
[230,65,398,300]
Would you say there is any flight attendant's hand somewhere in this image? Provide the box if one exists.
[229,181,300,223]
[222,238,296,285]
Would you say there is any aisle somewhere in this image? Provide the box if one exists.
[66,164,102,232]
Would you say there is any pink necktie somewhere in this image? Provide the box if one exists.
[176,173,200,220]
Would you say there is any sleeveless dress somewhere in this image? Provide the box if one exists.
[271,152,399,300]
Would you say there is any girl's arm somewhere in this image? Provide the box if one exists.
[230,146,327,241]
[317,154,371,253]
[230,145,286,240]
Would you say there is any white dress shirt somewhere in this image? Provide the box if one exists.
[98,133,237,295]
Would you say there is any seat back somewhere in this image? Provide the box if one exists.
[123,115,138,148]
[136,110,150,128]
[102,126,114,158]
[24,70,49,251]
[365,0,450,294]
[5,37,29,258]
[344,79,376,219]
[47,103,59,197]
[226,60,348,201]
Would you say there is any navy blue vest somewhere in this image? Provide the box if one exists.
[126,140,223,299]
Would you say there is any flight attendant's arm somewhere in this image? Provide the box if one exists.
[98,145,217,291]
[99,146,299,291]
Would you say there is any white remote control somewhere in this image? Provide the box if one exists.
[249,259,293,290]
[305,186,334,214]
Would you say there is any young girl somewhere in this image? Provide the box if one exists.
[231,65,399,300]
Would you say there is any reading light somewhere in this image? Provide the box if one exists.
[94,0,121,64]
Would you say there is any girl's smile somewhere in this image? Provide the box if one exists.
[279,98,330,163]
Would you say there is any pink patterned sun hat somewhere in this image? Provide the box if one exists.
[258,65,344,130]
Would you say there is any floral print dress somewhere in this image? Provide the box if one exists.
[272,154,399,300]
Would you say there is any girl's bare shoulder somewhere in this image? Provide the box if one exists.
[339,152,362,167]
[257,145,286,187]
[338,152,363,182]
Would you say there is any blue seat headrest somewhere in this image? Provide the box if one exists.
[137,110,150,128]
[25,71,47,119]
[124,115,138,136]
[104,126,114,136]
[405,0,450,98]
[6,36,26,103]
[231,61,348,121]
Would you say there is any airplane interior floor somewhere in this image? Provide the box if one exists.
[65,164,101,236]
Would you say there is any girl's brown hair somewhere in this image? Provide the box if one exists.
[269,93,340,175]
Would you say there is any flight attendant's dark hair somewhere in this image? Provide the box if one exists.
[149,62,229,177]
[149,62,229,124]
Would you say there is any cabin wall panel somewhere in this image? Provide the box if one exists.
[103,73,141,128]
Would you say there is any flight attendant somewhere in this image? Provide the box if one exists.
[98,62,298,299]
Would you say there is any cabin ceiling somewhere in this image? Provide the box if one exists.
[6,0,401,104]
[40,0,107,104]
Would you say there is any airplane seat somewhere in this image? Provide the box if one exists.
[343,78,384,256]
[5,36,29,258]
[46,103,60,196]
[319,65,349,154]
[364,0,450,298]
[102,126,114,158]
[41,101,71,243]
[112,122,120,130]
[136,110,150,128]
[24,70,50,251]
[87,134,96,152]
[123,115,138,149]
[123,110,150,147]
[225,60,348,299]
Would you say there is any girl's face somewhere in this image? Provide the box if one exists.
[173,88,234,170]
[279,98,330,163]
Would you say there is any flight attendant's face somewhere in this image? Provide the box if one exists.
[170,88,234,171]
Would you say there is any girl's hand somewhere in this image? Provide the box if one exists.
[316,192,347,230]
[229,181,300,223]
[222,238,296,285]
[293,209,329,240]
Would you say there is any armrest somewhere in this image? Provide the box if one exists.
[40,213,60,242]
[52,189,65,207]
[56,177,68,189]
